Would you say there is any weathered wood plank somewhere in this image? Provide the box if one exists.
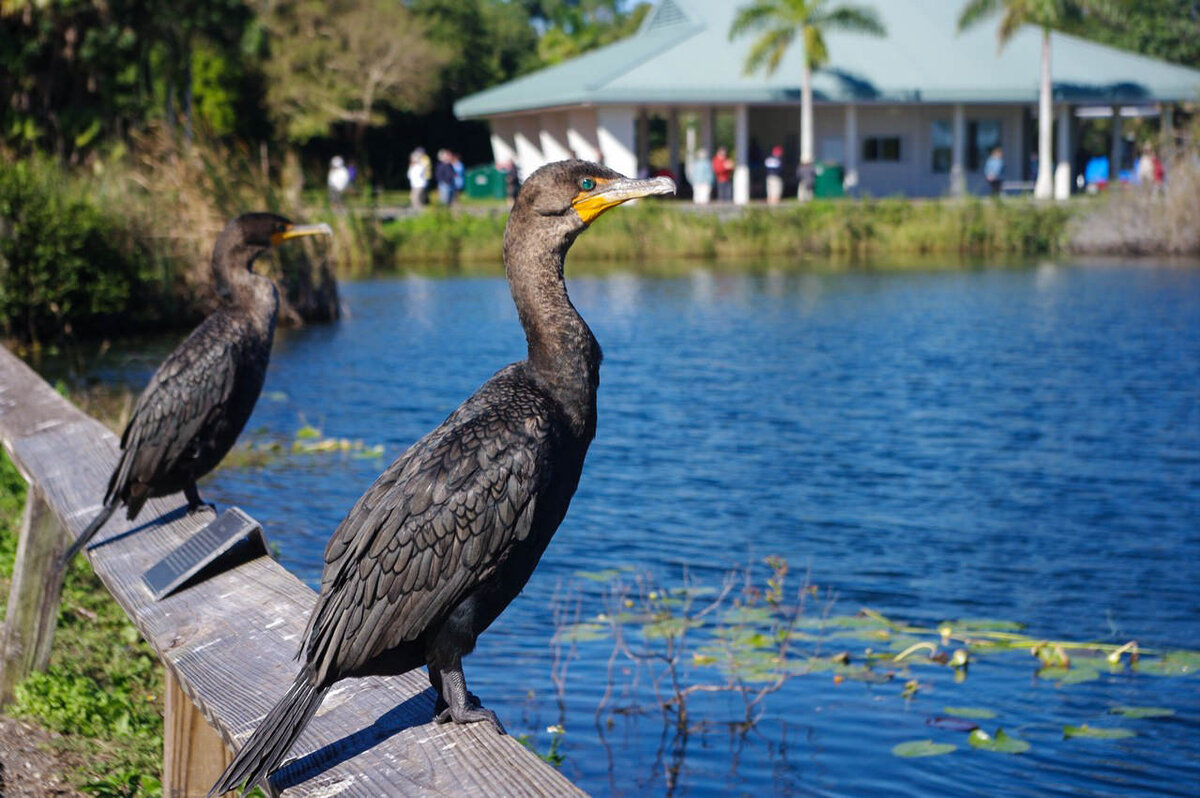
[0,346,586,797]
[164,670,234,798]
[0,487,69,705]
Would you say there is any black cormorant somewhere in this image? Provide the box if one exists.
[60,213,332,570]
[209,162,675,797]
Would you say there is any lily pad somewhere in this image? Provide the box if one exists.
[1064,724,1135,740]
[575,569,623,582]
[294,424,321,440]
[942,706,997,720]
[946,619,1025,632]
[553,622,609,643]
[1058,665,1102,685]
[1135,651,1200,676]
[892,739,956,758]
[1109,706,1175,719]
[968,728,1030,754]
[642,616,704,640]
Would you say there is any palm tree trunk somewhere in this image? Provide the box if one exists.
[800,62,814,165]
[1035,27,1053,199]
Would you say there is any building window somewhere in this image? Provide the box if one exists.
[931,121,952,173]
[930,119,1003,173]
[968,120,1002,170]
[863,136,902,162]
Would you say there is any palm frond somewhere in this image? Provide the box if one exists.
[956,0,1003,32]
[743,27,796,76]
[818,4,886,36]
[729,0,786,40]
[802,24,829,69]
[997,6,1026,45]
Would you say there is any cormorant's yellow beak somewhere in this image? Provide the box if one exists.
[572,176,676,224]
[270,222,334,247]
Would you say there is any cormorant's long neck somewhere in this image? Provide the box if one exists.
[504,216,601,436]
[212,240,278,336]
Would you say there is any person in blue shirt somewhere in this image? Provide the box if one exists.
[984,147,1004,196]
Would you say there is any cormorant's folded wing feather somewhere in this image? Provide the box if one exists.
[107,317,240,506]
[303,401,551,683]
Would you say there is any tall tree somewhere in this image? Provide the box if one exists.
[729,0,885,166]
[1065,0,1200,68]
[258,0,449,146]
[525,0,652,65]
[957,0,1120,199]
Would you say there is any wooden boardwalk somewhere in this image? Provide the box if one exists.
[0,346,585,797]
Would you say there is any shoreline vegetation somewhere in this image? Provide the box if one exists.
[2,142,1198,345]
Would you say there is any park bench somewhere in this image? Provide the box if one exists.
[0,345,584,797]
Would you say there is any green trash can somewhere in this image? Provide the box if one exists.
[464,165,506,199]
[813,162,845,198]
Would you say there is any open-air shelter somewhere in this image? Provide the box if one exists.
[454,0,1200,202]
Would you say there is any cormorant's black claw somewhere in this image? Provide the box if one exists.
[433,704,506,735]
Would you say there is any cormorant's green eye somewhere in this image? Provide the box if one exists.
[580,177,596,191]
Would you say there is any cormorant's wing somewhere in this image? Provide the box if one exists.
[106,315,240,509]
[303,386,554,683]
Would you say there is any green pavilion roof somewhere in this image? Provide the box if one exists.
[455,0,1200,119]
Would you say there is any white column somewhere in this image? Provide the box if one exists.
[596,106,637,178]
[844,104,859,193]
[1162,103,1175,160]
[700,107,714,155]
[539,113,571,163]
[950,103,967,197]
[513,115,545,181]
[667,108,680,174]
[1110,106,1123,180]
[636,108,650,176]
[488,118,517,167]
[733,104,750,205]
[566,108,600,162]
[1054,104,1072,201]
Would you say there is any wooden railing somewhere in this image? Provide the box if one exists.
[0,346,584,798]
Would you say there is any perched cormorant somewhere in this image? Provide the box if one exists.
[209,162,675,797]
[60,213,332,571]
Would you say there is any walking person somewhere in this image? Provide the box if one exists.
[327,156,350,209]
[712,147,734,202]
[985,147,1005,197]
[407,148,429,209]
[765,145,784,204]
[435,149,457,207]
[452,152,465,195]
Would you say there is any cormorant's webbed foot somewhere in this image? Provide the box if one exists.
[430,662,506,734]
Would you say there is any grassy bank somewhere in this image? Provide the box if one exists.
[0,449,164,795]
[377,197,1075,273]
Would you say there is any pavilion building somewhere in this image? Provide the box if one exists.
[454,0,1200,202]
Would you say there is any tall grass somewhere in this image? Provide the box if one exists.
[1067,157,1200,256]
[376,197,1074,273]
[2,133,340,342]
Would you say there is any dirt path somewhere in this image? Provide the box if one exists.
[0,715,82,797]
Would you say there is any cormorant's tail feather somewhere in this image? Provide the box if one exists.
[58,500,117,573]
[208,672,329,798]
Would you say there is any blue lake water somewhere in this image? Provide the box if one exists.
[76,262,1199,796]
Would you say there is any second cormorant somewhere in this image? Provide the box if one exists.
[60,213,332,571]
[209,162,675,796]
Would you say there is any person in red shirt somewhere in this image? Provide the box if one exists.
[712,147,734,201]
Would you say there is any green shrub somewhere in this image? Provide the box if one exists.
[0,157,165,342]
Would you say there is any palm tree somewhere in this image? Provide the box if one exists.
[957,0,1119,200]
[729,0,886,167]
